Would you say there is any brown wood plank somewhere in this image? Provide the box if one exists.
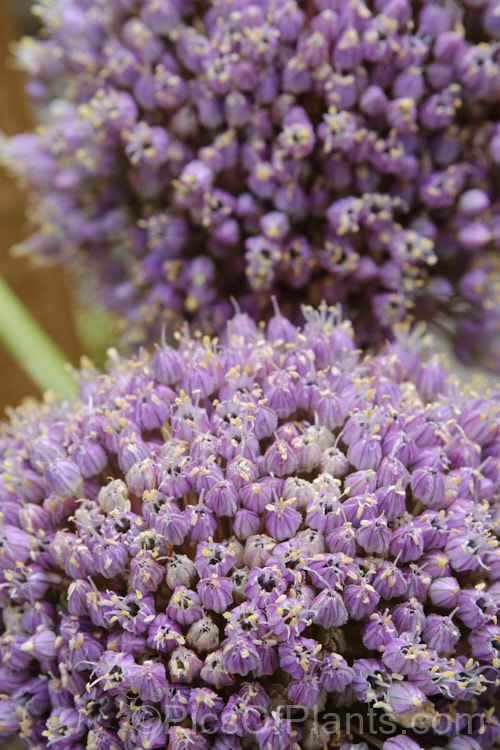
[0,0,82,415]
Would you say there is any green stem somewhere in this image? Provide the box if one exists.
[0,276,77,398]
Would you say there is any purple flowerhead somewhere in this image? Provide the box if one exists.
[0,306,500,746]
[3,0,500,369]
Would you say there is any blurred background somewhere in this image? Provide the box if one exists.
[0,0,78,411]
[0,0,115,417]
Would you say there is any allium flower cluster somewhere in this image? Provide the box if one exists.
[3,0,500,364]
[1,304,500,749]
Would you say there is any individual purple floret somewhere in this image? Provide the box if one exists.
[2,0,500,368]
[0,304,500,748]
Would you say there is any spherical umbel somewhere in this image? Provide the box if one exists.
[0,304,500,748]
[2,0,500,367]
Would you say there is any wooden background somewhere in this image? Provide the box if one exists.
[0,0,81,415]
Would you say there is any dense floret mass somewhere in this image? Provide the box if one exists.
[3,0,500,363]
[1,306,500,749]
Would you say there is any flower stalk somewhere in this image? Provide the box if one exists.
[0,276,77,397]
